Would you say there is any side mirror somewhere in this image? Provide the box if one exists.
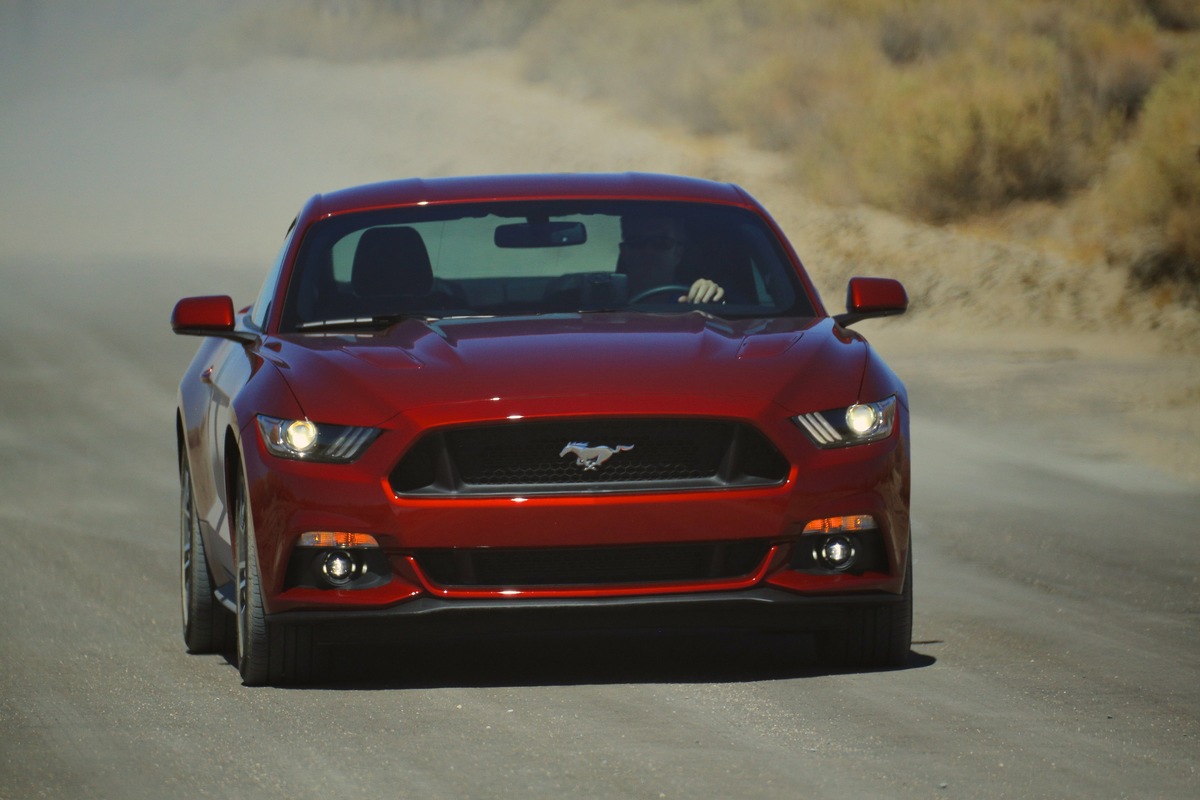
[833,277,908,328]
[171,295,252,341]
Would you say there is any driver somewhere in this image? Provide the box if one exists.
[618,215,724,304]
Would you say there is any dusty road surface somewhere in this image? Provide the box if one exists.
[2,10,1198,800]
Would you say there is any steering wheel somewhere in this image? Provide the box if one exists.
[629,284,692,304]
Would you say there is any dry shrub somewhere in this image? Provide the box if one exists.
[879,2,959,65]
[714,21,879,152]
[792,5,1175,223]
[1071,17,1165,120]
[803,32,1104,221]
[1139,0,1200,31]
[906,71,1076,218]
[715,54,814,151]
[1106,53,1200,301]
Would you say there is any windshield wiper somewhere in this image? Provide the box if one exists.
[296,313,437,332]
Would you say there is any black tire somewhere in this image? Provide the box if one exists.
[180,456,233,654]
[818,554,913,671]
[233,469,321,686]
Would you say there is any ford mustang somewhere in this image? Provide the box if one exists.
[172,173,912,685]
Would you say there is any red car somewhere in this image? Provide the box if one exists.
[172,173,911,685]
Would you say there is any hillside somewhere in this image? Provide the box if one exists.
[217,0,1200,345]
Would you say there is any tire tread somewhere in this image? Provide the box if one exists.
[819,557,913,671]
[181,459,234,655]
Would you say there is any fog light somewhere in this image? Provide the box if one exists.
[320,550,358,586]
[818,535,856,571]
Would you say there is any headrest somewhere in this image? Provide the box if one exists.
[351,226,434,297]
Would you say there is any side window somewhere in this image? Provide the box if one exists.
[249,217,298,330]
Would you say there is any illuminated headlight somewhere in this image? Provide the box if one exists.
[793,396,897,448]
[256,416,381,462]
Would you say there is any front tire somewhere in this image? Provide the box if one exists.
[233,468,321,686]
[180,455,232,654]
[818,554,913,671]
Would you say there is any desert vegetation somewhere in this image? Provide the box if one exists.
[230,0,1200,308]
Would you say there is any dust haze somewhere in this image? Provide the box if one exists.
[0,1,711,266]
[2,1,371,265]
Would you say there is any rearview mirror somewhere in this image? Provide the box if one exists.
[494,221,587,248]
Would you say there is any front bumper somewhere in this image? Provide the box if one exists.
[269,584,908,643]
[240,405,911,617]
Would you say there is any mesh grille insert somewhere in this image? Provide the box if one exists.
[416,540,772,587]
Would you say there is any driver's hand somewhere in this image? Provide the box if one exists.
[680,279,725,304]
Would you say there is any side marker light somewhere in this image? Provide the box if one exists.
[298,532,380,549]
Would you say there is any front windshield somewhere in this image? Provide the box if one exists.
[279,200,813,332]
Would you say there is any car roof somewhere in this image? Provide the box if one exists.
[310,173,755,217]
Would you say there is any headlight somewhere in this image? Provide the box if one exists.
[256,416,381,463]
[793,396,897,448]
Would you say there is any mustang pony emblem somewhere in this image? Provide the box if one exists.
[559,442,634,471]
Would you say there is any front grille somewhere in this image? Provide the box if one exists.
[415,540,772,588]
[390,418,789,496]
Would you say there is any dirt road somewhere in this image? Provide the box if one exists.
[1,28,1197,800]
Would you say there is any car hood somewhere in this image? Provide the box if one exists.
[265,313,868,426]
